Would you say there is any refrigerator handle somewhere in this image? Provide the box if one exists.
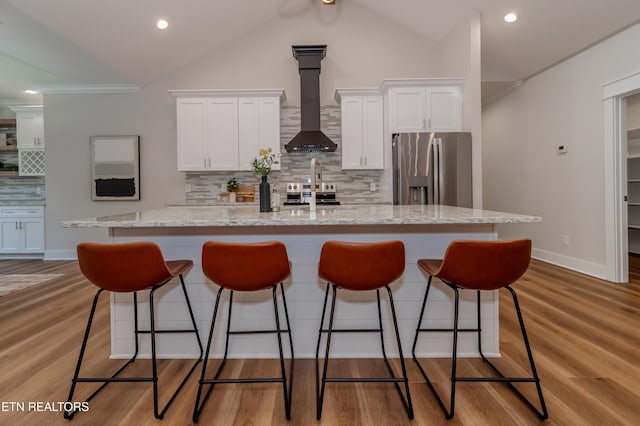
[433,138,440,204]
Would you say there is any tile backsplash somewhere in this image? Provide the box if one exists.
[185,105,385,205]
[0,151,45,201]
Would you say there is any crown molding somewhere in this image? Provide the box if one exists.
[0,99,42,107]
[34,84,141,94]
[169,89,286,104]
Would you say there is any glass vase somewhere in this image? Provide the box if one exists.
[259,175,271,212]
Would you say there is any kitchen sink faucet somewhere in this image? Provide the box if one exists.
[310,158,322,211]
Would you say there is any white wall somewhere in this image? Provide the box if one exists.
[45,1,479,257]
[435,15,482,207]
[483,23,640,278]
[0,107,15,119]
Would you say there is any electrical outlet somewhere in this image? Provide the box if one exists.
[561,234,570,247]
[370,182,377,191]
[36,186,42,195]
[185,184,192,193]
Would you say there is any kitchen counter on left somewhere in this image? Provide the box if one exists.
[0,200,46,206]
[60,204,540,360]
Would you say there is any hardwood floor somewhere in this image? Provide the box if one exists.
[1,258,640,425]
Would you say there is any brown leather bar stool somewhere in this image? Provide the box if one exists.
[193,241,294,423]
[316,240,414,420]
[412,239,548,420]
[64,241,203,420]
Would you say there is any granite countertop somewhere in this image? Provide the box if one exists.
[60,204,541,228]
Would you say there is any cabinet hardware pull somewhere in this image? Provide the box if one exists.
[428,118,431,128]
[208,158,211,167]
[204,158,206,168]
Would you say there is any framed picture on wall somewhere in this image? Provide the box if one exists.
[90,135,140,200]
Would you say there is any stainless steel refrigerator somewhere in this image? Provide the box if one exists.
[392,132,472,207]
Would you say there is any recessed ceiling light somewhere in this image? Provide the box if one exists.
[504,13,518,23]
[157,19,169,30]
[24,90,38,95]
[323,0,336,5]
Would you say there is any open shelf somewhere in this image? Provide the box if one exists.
[0,171,19,177]
[0,146,17,152]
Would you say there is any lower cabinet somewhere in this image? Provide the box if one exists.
[0,206,45,255]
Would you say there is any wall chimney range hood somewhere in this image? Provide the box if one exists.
[285,45,337,153]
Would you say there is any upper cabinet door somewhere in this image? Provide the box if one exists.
[207,98,238,171]
[361,96,384,169]
[389,88,426,133]
[176,98,209,171]
[15,108,44,149]
[238,98,281,172]
[337,90,384,170]
[426,86,461,131]
[388,83,462,133]
[172,89,284,172]
[340,96,365,169]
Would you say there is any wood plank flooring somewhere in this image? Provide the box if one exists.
[1,258,640,425]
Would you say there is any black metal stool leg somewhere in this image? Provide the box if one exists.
[315,282,331,419]
[317,284,338,420]
[64,289,143,420]
[506,286,548,419]
[385,285,414,419]
[272,285,292,420]
[149,287,161,419]
[412,275,432,358]
[193,286,224,423]
[278,282,295,419]
[64,289,104,419]
[447,286,460,420]
[411,278,458,419]
[194,284,295,423]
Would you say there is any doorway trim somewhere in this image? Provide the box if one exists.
[603,70,640,282]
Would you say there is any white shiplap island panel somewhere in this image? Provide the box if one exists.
[62,205,540,360]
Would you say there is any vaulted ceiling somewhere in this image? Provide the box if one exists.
[1,0,640,105]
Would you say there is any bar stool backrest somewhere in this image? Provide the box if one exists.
[201,241,290,291]
[318,240,405,291]
[436,239,532,290]
[77,241,174,292]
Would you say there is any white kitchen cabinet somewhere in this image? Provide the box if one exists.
[385,80,462,133]
[335,89,384,170]
[207,98,239,170]
[175,97,238,171]
[0,206,45,255]
[238,98,281,171]
[171,90,285,172]
[18,149,46,176]
[11,106,44,148]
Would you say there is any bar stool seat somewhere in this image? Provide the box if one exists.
[412,239,548,420]
[316,240,414,420]
[64,241,203,420]
[193,240,294,423]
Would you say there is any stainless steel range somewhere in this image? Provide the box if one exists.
[284,182,340,205]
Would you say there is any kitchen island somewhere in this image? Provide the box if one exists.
[62,204,540,360]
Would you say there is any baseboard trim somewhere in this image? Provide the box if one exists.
[532,248,607,279]
[44,249,76,260]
